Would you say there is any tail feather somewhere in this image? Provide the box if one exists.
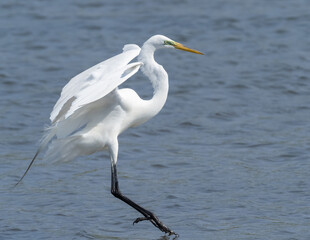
[15,124,95,186]
[15,126,57,187]
[15,148,41,187]
[40,124,57,147]
[44,135,83,163]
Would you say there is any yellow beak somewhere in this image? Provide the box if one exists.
[174,42,204,55]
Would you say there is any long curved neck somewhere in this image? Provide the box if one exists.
[138,43,169,117]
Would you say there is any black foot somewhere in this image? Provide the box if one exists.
[133,212,178,236]
[110,164,178,236]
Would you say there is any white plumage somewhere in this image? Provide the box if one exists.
[44,44,142,162]
[50,44,141,122]
[17,35,203,235]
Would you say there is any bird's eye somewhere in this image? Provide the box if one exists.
[164,40,175,46]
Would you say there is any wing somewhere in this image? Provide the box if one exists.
[50,44,141,123]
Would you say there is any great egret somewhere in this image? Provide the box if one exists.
[16,35,203,236]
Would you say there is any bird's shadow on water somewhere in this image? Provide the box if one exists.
[157,234,179,240]
[77,230,179,240]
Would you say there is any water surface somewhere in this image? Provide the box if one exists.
[1,1,310,239]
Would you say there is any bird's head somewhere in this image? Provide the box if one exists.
[146,35,203,55]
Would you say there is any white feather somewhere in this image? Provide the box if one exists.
[50,44,141,123]
[18,35,201,236]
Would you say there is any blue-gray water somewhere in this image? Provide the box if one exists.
[1,0,310,239]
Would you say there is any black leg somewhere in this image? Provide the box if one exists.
[110,164,178,236]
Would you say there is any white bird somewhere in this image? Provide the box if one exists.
[16,35,203,236]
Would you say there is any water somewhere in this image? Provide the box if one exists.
[1,0,310,239]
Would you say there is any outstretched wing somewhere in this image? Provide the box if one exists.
[50,44,141,123]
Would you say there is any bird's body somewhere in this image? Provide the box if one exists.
[17,35,203,236]
[43,37,170,163]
